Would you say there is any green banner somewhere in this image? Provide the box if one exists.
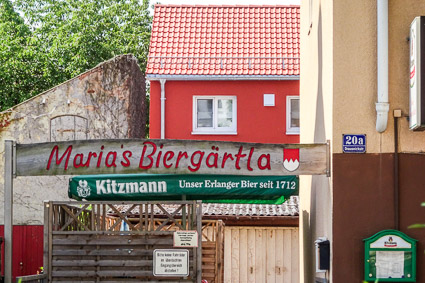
[69,174,298,204]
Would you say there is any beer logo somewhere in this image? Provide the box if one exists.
[384,236,397,247]
[283,148,300,172]
[77,180,91,198]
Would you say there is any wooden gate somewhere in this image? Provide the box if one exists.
[223,226,299,283]
[43,201,202,282]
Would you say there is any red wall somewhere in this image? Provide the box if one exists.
[149,80,299,143]
[0,225,44,278]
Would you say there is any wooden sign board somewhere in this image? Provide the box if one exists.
[15,139,329,176]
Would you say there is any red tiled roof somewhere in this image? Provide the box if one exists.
[147,5,300,77]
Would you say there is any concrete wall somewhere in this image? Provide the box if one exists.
[0,54,146,225]
[301,0,425,282]
[299,0,333,282]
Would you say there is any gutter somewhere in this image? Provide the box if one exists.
[376,0,389,132]
[160,79,166,139]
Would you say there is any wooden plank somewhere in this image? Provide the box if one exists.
[201,249,216,255]
[201,265,216,270]
[266,229,276,283]
[202,272,216,278]
[291,229,300,283]
[52,259,152,267]
[247,228,256,283]
[16,139,328,176]
[52,270,155,277]
[52,249,156,256]
[201,257,216,263]
[52,230,174,235]
[52,237,173,245]
[52,234,174,240]
[52,270,96,277]
[223,228,232,282]
[231,228,240,283]
[15,274,47,281]
[239,228,248,283]
[275,229,284,283]
[202,242,216,248]
[283,229,292,282]
[255,229,265,283]
[216,220,224,283]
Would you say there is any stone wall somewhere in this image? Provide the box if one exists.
[0,54,146,224]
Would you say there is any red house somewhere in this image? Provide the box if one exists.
[147,5,300,144]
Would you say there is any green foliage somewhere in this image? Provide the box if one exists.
[0,0,50,109]
[0,0,151,111]
[408,202,425,229]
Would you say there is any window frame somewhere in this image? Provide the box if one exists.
[286,96,300,135]
[192,95,237,135]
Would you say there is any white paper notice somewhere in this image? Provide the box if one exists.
[376,251,404,278]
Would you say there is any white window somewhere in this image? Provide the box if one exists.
[193,96,237,134]
[286,96,300,135]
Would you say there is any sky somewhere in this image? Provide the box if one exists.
[153,0,300,5]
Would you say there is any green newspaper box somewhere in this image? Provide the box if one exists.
[364,230,417,282]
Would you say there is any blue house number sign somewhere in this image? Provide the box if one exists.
[343,134,366,153]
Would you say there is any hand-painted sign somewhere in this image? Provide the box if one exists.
[68,174,298,204]
[16,139,328,176]
[342,134,366,153]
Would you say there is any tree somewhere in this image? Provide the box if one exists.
[0,0,50,109]
[0,0,151,111]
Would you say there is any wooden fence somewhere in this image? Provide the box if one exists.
[201,221,224,283]
[44,201,203,282]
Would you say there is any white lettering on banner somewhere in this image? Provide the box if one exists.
[204,180,239,190]
[96,179,167,195]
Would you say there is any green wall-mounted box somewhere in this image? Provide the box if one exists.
[364,230,417,282]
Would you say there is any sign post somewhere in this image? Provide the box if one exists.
[4,140,15,283]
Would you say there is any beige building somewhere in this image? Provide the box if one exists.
[300,0,425,282]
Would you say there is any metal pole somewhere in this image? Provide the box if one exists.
[4,140,15,283]
[182,195,186,229]
[196,201,202,282]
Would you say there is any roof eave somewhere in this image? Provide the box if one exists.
[146,74,300,81]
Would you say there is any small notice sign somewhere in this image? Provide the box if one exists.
[174,231,198,247]
[153,249,189,277]
[342,134,366,153]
